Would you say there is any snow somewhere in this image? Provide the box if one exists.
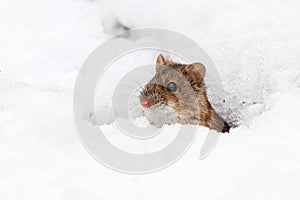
[1,0,300,199]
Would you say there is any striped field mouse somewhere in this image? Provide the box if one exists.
[139,54,230,133]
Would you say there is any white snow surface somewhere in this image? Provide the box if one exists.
[1,0,300,199]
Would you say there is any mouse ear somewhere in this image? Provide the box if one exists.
[156,54,176,71]
[184,63,206,84]
[156,54,166,65]
[156,54,166,71]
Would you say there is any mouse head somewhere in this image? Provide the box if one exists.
[139,54,206,124]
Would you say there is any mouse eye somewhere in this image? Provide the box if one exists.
[166,82,177,92]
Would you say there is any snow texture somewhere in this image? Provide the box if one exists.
[0,0,300,199]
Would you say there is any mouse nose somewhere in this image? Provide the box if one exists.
[141,97,152,108]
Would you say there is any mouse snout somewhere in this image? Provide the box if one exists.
[140,97,152,108]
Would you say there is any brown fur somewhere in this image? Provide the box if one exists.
[140,54,230,133]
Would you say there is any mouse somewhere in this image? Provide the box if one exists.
[139,54,230,133]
